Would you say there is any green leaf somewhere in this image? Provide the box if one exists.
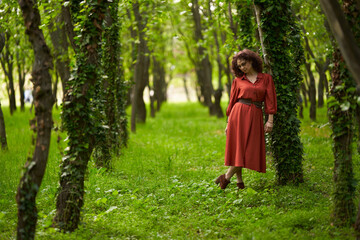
[340,101,350,111]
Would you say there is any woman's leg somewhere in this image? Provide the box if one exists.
[225,166,241,181]
[235,167,243,183]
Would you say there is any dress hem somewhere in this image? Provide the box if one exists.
[224,164,266,173]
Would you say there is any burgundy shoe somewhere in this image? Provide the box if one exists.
[215,174,230,189]
[237,182,245,190]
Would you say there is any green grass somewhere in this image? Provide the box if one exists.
[0,102,359,239]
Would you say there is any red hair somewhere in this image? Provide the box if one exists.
[231,49,263,77]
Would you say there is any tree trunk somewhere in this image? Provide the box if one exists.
[16,0,54,239]
[208,0,224,118]
[191,0,217,116]
[125,8,138,108]
[54,0,106,232]
[183,75,190,101]
[0,102,7,150]
[0,32,4,51]
[315,58,330,108]
[0,31,7,150]
[305,58,316,121]
[323,57,330,94]
[355,200,360,240]
[317,66,325,108]
[298,90,303,119]
[254,0,303,185]
[254,4,272,74]
[48,9,71,99]
[329,48,356,226]
[149,85,156,118]
[301,81,308,108]
[153,56,167,111]
[357,101,360,154]
[61,3,77,50]
[319,0,360,87]
[102,0,127,157]
[16,42,26,112]
[131,1,150,132]
[53,69,59,109]
[225,2,235,98]
[0,33,17,115]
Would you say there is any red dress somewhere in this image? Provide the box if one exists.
[224,73,277,173]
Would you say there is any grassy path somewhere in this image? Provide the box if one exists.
[0,102,359,239]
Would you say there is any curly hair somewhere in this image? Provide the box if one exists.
[231,49,263,77]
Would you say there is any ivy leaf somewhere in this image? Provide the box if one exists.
[340,101,350,111]
[105,206,117,214]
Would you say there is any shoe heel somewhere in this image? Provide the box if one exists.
[215,176,220,184]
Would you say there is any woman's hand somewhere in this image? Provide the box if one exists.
[225,124,228,135]
[264,121,273,133]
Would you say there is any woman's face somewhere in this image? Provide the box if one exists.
[237,59,253,74]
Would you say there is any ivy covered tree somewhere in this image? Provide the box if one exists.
[16,0,55,239]
[326,0,359,227]
[94,0,128,167]
[254,0,304,185]
[54,0,107,232]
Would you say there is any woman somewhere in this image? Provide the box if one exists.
[215,49,277,190]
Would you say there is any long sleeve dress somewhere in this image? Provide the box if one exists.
[224,73,277,173]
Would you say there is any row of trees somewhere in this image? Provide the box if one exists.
[0,0,359,239]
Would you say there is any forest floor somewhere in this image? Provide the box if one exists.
[0,102,359,239]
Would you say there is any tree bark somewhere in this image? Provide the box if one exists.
[131,0,150,132]
[16,0,54,239]
[254,4,272,74]
[125,8,137,108]
[183,75,190,101]
[301,81,308,108]
[48,9,71,99]
[0,102,7,150]
[0,32,7,150]
[53,69,59,108]
[61,4,77,50]
[319,0,360,88]
[316,58,330,108]
[208,0,224,118]
[16,50,26,111]
[152,56,167,111]
[0,33,17,115]
[191,0,218,116]
[304,58,316,121]
[0,32,4,51]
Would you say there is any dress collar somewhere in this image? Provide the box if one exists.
[240,72,264,80]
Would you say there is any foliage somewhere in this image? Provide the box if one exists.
[292,0,331,65]
[233,0,257,50]
[254,0,304,185]
[0,104,359,239]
